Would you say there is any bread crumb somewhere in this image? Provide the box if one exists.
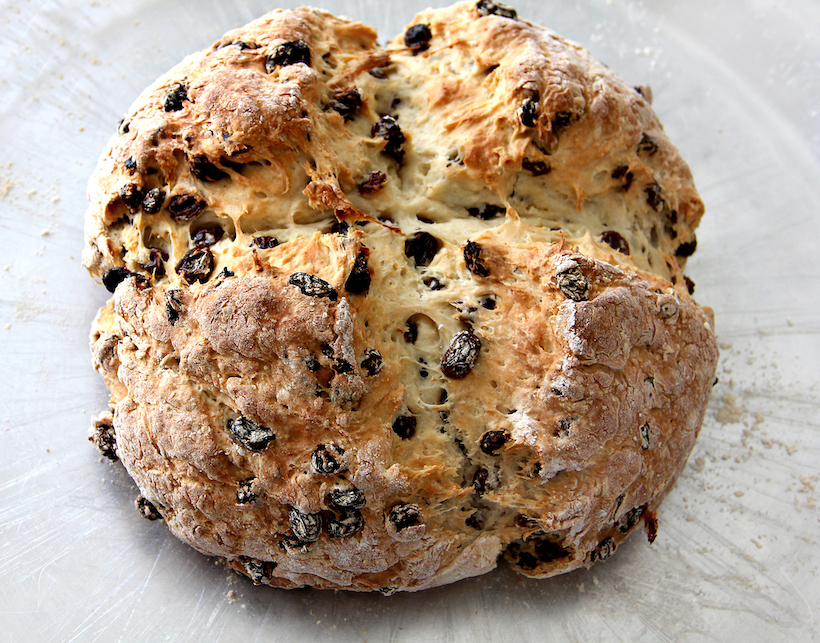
[734,490,745,497]
[716,393,744,424]
[226,590,236,603]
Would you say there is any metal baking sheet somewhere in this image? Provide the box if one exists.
[1,1,818,641]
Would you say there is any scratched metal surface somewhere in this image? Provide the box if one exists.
[0,0,818,641]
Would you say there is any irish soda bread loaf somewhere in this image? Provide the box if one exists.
[83,0,718,592]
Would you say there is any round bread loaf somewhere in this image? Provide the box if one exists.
[84,0,718,592]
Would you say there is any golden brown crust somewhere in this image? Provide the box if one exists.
[84,1,717,591]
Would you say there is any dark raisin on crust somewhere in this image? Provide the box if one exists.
[556,265,589,301]
[119,183,144,211]
[168,194,206,222]
[175,248,214,284]
[522,158,551,176]
[239,556,277,585]
[371,115,405,163]
[479,430,510,455]
[329,487,367,510]
[345,250,371,294]
[165,289,182,325]
[639,423,651,449]
[360,349,383,376]
[227,416,276,451]
[141,187,166,214]
[326,509,365,538]
[675,239,697,257]
[191,226,224,248]
[358,170,387,194]
[102,266,133,293]
[328,86,363,120]
[472,467,489,495]
[311,443,345,475]
[89,419,118,461]
[288,272,338,300]
[330,220,350,235]
[589,537,617,563]
[251,235,279,249]
[405,231,441,267]
[684,275,696,295]
[467,204,505,220]
[388,503,421,531]
[190,155,228,183]
[405,24,433,53]
[136,496,162,520]
[520,97,539,127]
[441,329,481,379]
[392,414,417,439]
[162,82,188,112]
[644,182,666,213]
[480,296,496,310]
[236,479,258,504]
[288,507,322,543]
[555,416,574,437]
[463,241,489,277]
[638,132,659,156]
[611,165,634,191]
[619,505,647,533]
[266,40,311,72]
[476,0,518,20]
[601,230,630,255]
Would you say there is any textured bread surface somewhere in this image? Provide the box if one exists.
[84,1,718,592]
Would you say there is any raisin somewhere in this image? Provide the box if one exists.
[89,419,117,461]
[175,248,213,284]
[371,115,405,163]
[473,467,489,495]
[329,487,366,510]
[227,416,275,451]
[404,231,440,267]
[236,479,257,504]
[360,350,383,376]
[142,248,167,279]
[611,165,634,191]
[466,512,484,530]
[423,277,445,290]
[644,509,659,543]
[289,507,322,543]
[345,250,371,294]
[463,241,489,277]
[404,319,418,344]
[304,356,321,372]
[590,537,616,563]
[330,220,349,235]
[441,329,481,379]
[533,538,570,562]
[675,239,697,257]
[168,194,205,222]
[311,443,345,475]
[556,417,573,437]
[467,204,505,220]
[162,82,188,112]
[684,276,695,295]
[388,503,421,531]
[404,24,432,53]
[326,509,364,538]
[119,183,144,211]
[619,505,646,533]
[480,430,510,455]
[332,358,353,374]
[358,171,387,194]
[288,272,338,300]
[141,187,166,214]
[102,266,133,293]
[190,155,228,182]
[124,157,137,172]
[239,557,277,585]
[520,97,539,127]
[216,267,234,281]
[118,119,130,135]
[191,226,224,248]
[644,183,665,212]
[638,132,659,156]
[266,41,311,72]
[476,0,518,19]
[136,496,161,520]
[165,289,182,325]
[639,423,651,449]
[480,296,496,310]
[517,552,538,570]
[522,158,551,176]
[556,265,588,301]
[392,414,417,439]
[251,236,279,249]
[601,230,630,255]
[328,87,362,121]
[552,111,573,132]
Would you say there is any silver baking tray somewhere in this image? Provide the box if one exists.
[1,0,818,641]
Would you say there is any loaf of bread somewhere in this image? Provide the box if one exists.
[83,0,718,592]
